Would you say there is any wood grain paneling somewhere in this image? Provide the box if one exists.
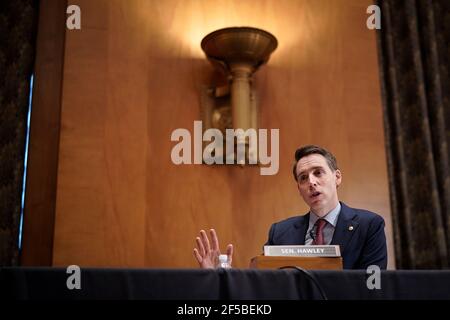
[49,0,395,269]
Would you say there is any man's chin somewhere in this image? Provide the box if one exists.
[304,197,324,211]
[309,201,325,212]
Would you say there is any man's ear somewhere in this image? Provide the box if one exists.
[335,169,342,187]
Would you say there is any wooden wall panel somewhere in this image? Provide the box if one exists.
[51,0,395,269]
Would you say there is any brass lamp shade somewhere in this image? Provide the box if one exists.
[201,27,278,71]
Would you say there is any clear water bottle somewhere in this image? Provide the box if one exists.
[218,254,231,269]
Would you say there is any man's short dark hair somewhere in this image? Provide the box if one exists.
[292,145,338,181]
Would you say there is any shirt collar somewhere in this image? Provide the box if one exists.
[309,202,341,227]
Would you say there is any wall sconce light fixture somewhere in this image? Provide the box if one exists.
[200,27,278,164]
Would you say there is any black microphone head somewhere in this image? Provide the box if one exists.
[309,226,316,240]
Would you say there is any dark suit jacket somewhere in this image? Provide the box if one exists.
[264,202,387,269]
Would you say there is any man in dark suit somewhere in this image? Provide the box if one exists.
[194,145,387,269]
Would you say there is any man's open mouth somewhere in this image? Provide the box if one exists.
[311,191,321,198]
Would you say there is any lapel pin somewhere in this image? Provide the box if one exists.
[349,226,354,231]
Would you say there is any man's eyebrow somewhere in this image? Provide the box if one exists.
[297,166,325,178]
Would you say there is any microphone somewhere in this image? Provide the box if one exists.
[309,225,317,242]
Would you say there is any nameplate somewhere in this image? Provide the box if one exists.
[263,245,341,257]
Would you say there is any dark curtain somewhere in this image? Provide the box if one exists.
[377,0,450,268]
[0,1,39,266]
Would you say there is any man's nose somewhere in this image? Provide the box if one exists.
[308,175,317,186]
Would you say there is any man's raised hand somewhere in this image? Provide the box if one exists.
[193,229,233,269]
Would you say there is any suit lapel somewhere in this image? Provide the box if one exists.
[330,202,359,254]
[293,213,310,245]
